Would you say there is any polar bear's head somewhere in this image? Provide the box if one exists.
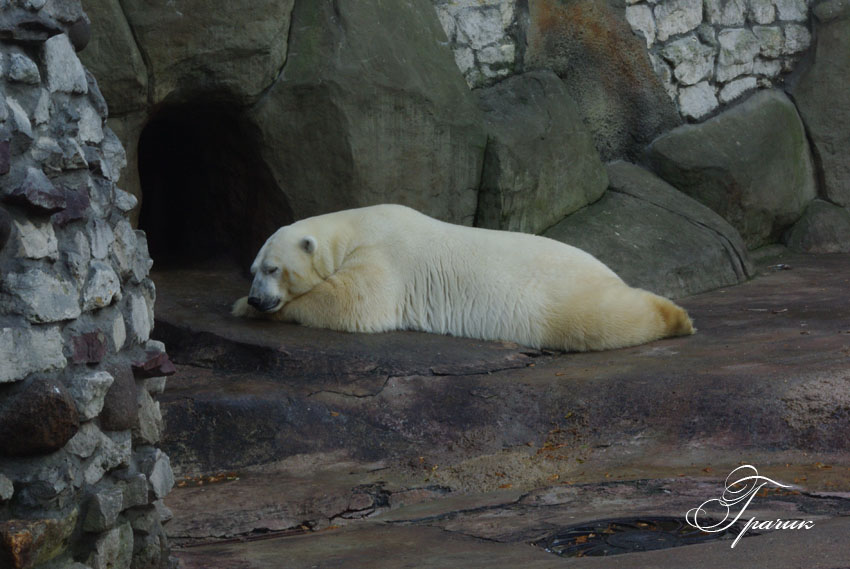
[246,228,322,313]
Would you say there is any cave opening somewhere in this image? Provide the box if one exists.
[137,103,292,272]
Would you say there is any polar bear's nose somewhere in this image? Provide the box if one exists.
[247,296,262,309]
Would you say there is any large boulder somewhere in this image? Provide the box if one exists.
[786,0,850,207]
[646,89,817,249]
[77,0,148,115]
[784,199,850,253]
[524,0,681,161]
[474,70,607,234]
[249,0,486,224]
[91,0,294,106]
[544,162,753,298]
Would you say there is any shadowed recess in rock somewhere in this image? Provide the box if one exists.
[137,103,292,271]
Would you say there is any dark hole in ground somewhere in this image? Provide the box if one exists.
[138,103,292,272]
[533,516,755,557]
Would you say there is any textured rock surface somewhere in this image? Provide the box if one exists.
[250,0,485,225]
[433,0,518,87]
[0,509,79,569]
[77,0,148,115]
[112,0,294,106]
[787,0,850,207]
[543,162,752,298]
[622,0,816,121]
[784,199,850,253]
[99,365,139,431]
[524,0,681,160]
[647,89,816,249]
[474,71,607,233]
[0,326,66,383]
[0,378,79,456]
[0,3,173,567]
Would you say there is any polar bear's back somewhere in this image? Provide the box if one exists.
[324,205,626,346]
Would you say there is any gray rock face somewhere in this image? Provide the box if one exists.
[474,71,607,234]
[646,89,816,249]
[13,218,59,260]
[9,52,41,84]
[661,35,715,86]
[717,28,760,82]
[77,0,148,115]
[136,448,174,500]
[0,473,13,502]
[83,487,124,532]
[87,522,133,569]
[82,261,121,311]
[44,33,87,94]
[654,0,703,41]
[784,199,850,253]
[250,0,485,225]
[786,0,850,207]
[2,267,82,323]
[524,0,681,161]
[544,162,752,299]
[133,388,163,446]
[66,421,107,458]
[66,371,115,420]
[0,326,66,383]
[117,0,295,106]
[117,473,148,509]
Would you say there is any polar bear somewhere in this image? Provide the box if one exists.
[232,204,694,352]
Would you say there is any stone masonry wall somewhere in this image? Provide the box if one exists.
[435,0,816,121]
[0,2,174,569]
[626,0,815,120]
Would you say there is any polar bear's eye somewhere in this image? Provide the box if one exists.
[262,266,278,276]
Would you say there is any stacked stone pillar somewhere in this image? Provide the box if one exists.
[0,1,173,568]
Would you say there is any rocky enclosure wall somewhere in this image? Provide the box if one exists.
[0,1,174,568]
[77,0,850,300]
[437,0,817,121]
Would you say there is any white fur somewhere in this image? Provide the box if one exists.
[233,204,693,351]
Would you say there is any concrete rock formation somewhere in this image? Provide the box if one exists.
[646,89,817,249]
[475,70,607,234]
[787,0,850,208]
[544,162,753,298]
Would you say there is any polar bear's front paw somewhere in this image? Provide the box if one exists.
[232,296,257,318]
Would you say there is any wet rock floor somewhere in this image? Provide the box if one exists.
[152,251,850,568]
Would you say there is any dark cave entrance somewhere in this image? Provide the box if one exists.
[137,104,292,271]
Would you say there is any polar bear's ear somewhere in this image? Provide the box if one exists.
[300,236,317,255]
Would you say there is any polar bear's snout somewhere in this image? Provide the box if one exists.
[248,277,284,313]
[247,295,279,312]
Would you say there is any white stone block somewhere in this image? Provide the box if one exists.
[679,81,719,120]
[719,76,758,103]
[13,218,59,260]
[654,0,702,42]
[706,0,747,25]
[661,35,715,86]
[753,26,785,58]
[749,0,776,24]
[626,4,656,48]
[83,261,121,311]
[784,24,811,53]
[44,34,88,94]
[66,371,115,420]
[774,0,808,21]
